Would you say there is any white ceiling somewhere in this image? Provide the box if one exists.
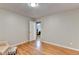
[0,3,79,19]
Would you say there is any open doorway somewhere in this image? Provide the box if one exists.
[29,20,41,48]
[36,21,41,39]
[29,20,41,41]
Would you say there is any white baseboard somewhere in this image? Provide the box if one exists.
[42,40,79,51]
[11,39,35,47]
[11,41,27,47]
[11,40,79,51]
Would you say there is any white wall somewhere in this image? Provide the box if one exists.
[0,9,31,45]
[41,9,79,49]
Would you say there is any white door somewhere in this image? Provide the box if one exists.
[29,20,36,41]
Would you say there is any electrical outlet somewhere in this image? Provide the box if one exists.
[70,42,72,45]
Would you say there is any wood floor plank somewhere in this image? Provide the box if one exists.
[16,40,79,55]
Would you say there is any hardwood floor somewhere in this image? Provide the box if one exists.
[16,40,79,55]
